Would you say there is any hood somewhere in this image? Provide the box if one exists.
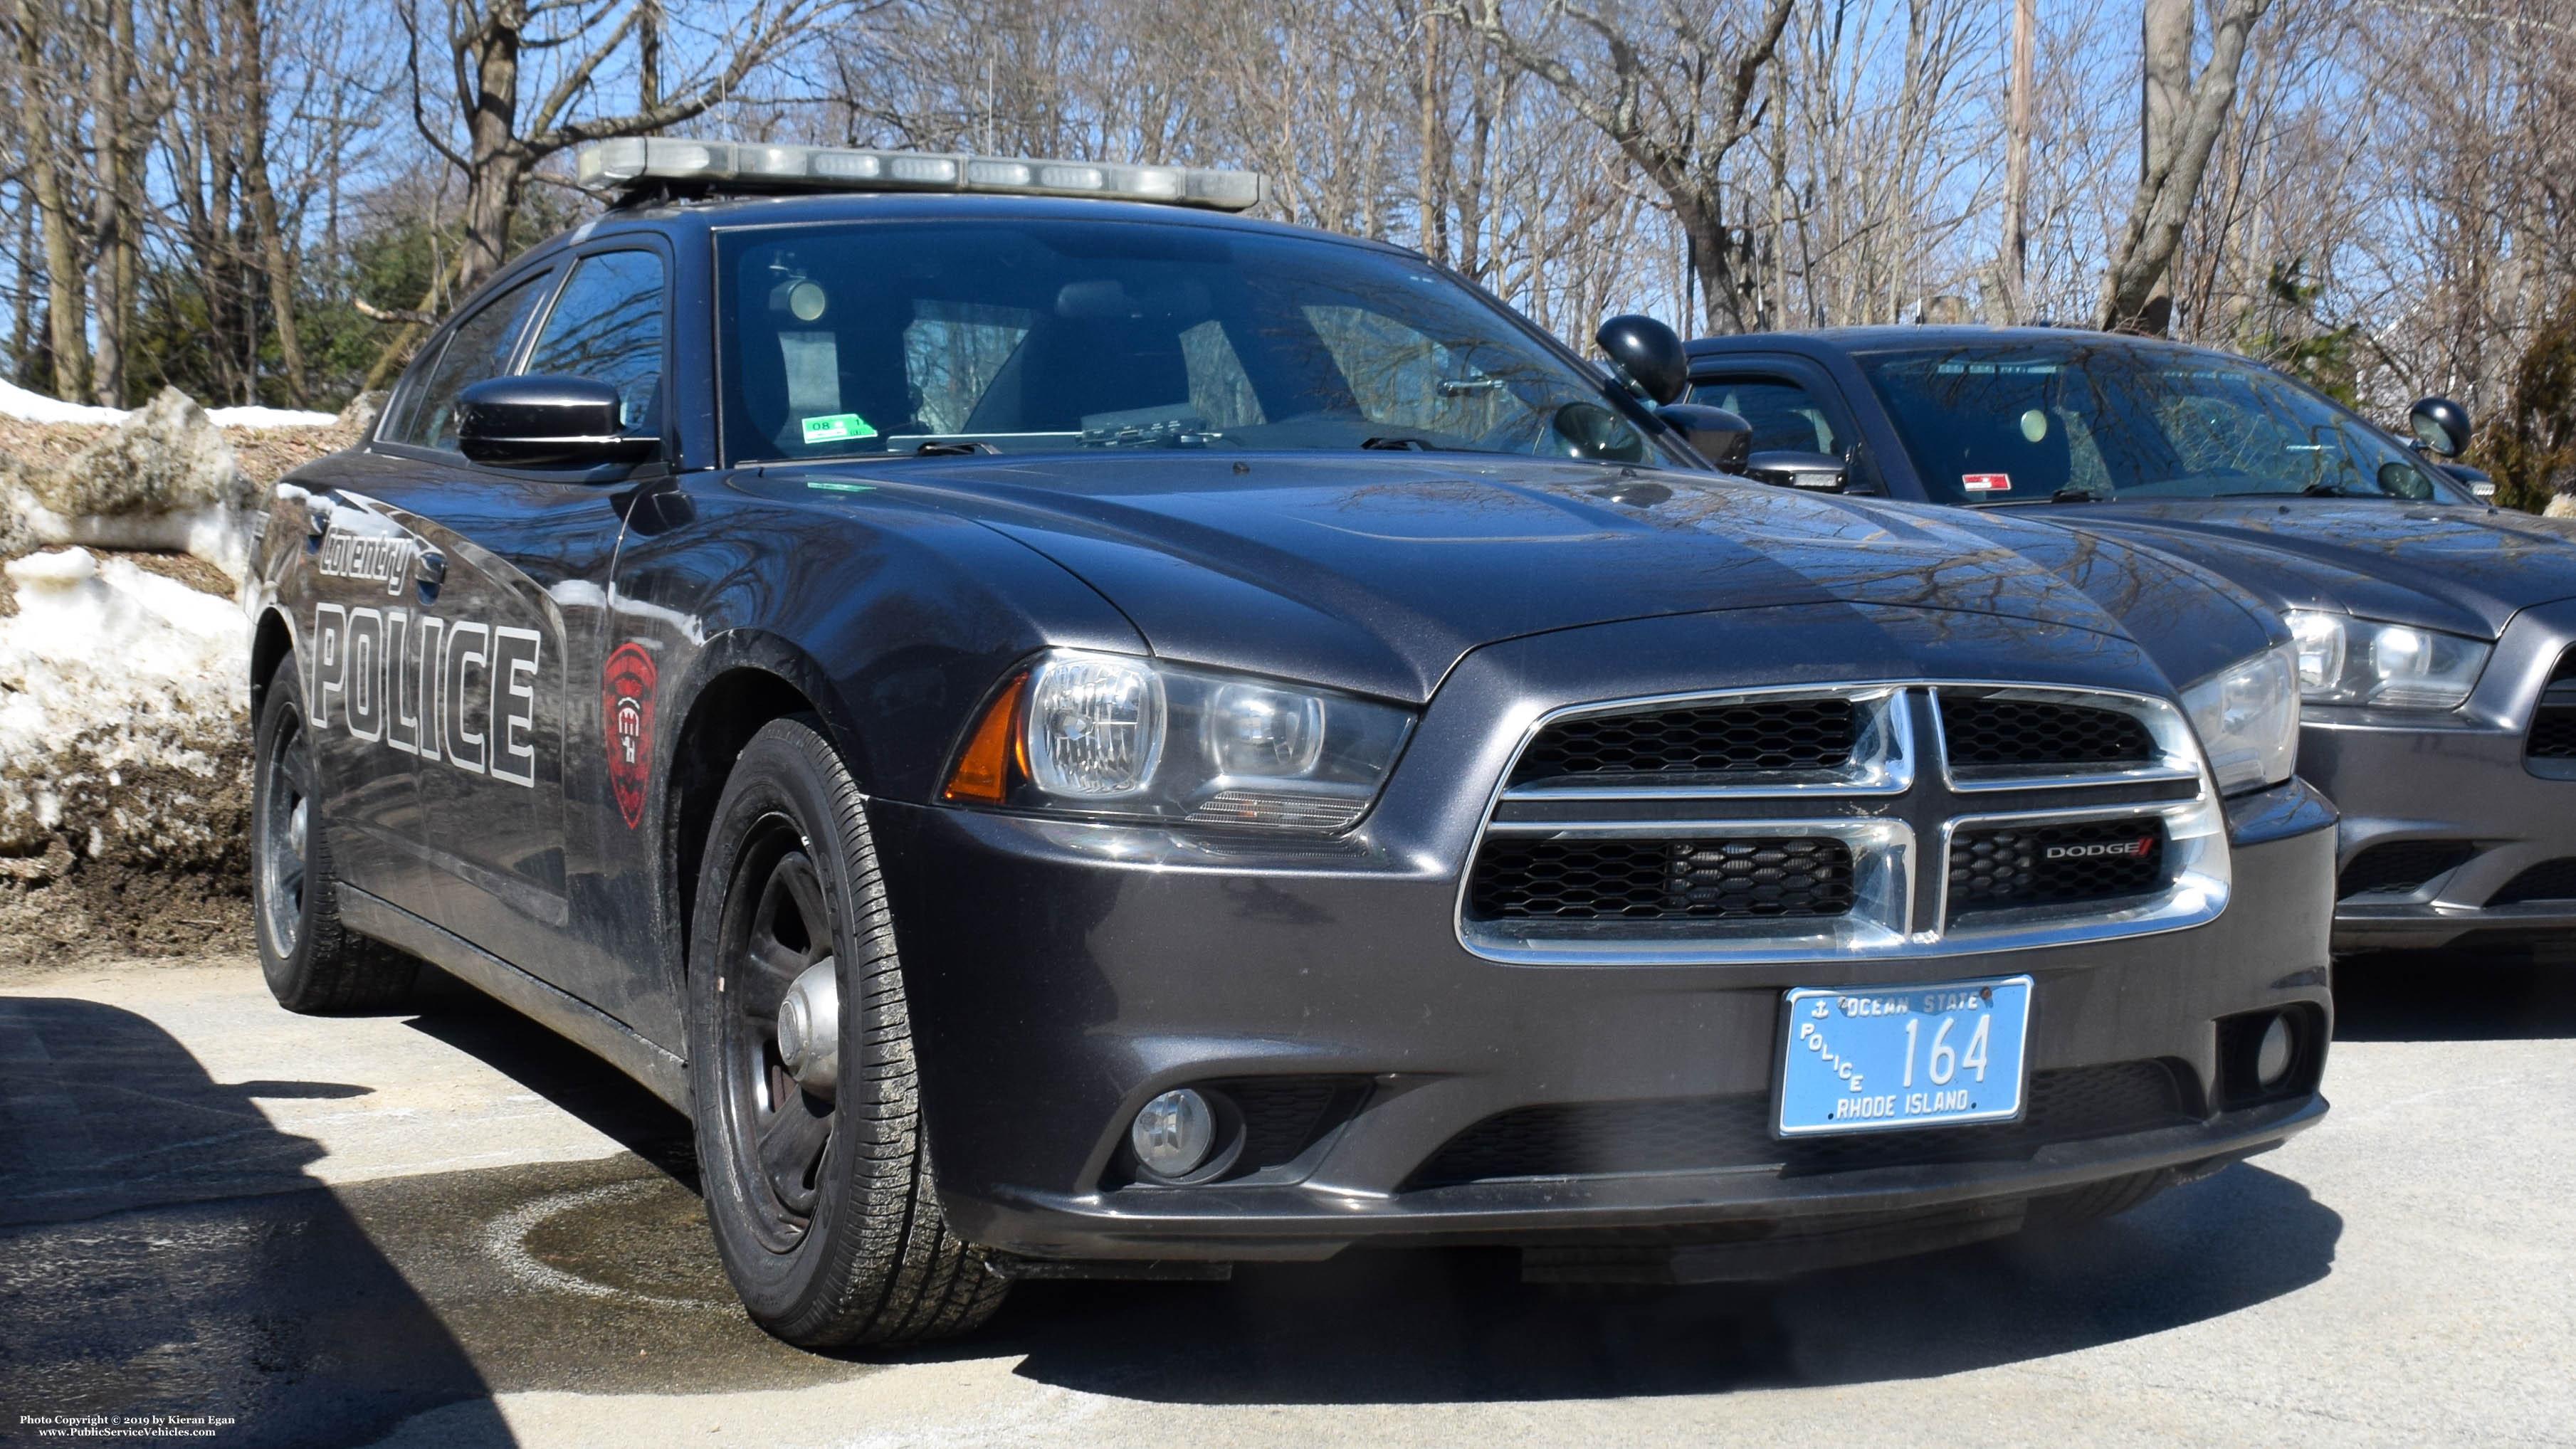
[788,454,2274,703]
[2046,499,2576,640]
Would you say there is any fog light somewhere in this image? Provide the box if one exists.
[2256,1013,2295,1088]
[1130,1088,1216,1178]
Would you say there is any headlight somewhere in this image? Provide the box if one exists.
[942,650,1416,831]
[2284,609,2491,710]
[2181,642,2300,795]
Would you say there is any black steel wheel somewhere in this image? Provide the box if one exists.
[712,821,838,1252]
[251,661,416,1013]
[687,715,1007,1347]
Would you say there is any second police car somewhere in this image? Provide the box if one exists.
[1687,327,2576,956]
[246,139,2333,1347]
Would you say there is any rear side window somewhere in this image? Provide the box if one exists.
[385,273,554,451]
[524,250,667,434]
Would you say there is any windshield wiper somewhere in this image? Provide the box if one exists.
[1360,436,1441,451]
[909,440,998,457]
[2050,485,2111,502]
[2301,481,2348,497]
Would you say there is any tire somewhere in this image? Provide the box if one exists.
[251,660,419,1013]
[687,715,1008,1348]
[2027,1169,2171,1229]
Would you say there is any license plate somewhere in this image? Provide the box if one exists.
[1777,975,2033,1137]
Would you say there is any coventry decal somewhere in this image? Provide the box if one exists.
[315,529,416,597]
[310,601,542,787]
[602,641,658,828]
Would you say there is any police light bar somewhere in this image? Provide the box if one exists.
[576,137,1266,213]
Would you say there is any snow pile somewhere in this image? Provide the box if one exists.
[0,377,335,428]
[1,388,267,579]
[0,548,251,885]
[0,378,127,424]
[205,404,339,428]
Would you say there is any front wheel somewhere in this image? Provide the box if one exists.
[687,716,1007,1347]
[251,661,417,1013]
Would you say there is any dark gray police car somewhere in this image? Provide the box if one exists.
[1688,329,2576,954]
[245,139,2333,1349]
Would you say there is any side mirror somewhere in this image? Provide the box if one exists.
[1655,403,1752,470]
[2440,462,2496,502]
[457,375,659,469]
[1594,315,1689,405]
[2407,396,2471,458]
[1745,449,1849,493]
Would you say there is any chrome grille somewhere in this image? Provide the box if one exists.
[1459,683,2228,964]
[1468,836,1856,921]
[1510,697,1856,784]
[1945,818,2168,926]
[1938,695,2157,770]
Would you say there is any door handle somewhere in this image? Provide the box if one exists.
[414,549,447,592]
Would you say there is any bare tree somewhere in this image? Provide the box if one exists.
[2096,0,2271,332]
[1451,0,1797,334]
[401,0,845,295]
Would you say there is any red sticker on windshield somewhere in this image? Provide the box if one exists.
[603,642,658,830]
[1963,473,2012,492]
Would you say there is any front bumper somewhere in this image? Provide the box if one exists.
[870,606,2337,1263]
[874,784,2330,1260]
[2310,598,2576,953]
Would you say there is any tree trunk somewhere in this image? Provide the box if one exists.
[456,5,527,294]
[88,0,130,405]
[16,0,90,400]
[9,190,32,384]
[233,0,310,403]
[2134,0,2192,334]
[1415,9,1444,266]
[2097,0,2270,334]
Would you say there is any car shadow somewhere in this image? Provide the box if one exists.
[969,1161,2339,1406]
[2334,950,2576,1041]
[0,994,517,1448]
[398,969,700,1186]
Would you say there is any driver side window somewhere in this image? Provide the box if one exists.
[386,272,553,451]
[1691,376,1844,455]
[523,250,667,435]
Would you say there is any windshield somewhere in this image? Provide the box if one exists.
[1856,342,2470,506]
[715,218,1668,466]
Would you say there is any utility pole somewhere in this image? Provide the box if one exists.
[1999,0,2035,323]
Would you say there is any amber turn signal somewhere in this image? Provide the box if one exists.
[942,671,1029,804]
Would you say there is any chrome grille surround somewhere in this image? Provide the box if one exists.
[1458,681,2230,964]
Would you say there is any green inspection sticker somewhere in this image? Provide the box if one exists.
[800,413,877,445]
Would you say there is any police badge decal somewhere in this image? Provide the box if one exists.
[602,643,658,828]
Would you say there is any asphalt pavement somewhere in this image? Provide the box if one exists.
[2,949,2570,1449]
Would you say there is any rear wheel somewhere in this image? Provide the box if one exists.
[251,662,417,1013]
[688,716,1007,1347]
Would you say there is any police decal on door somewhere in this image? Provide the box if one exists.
[310,602,542,786]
